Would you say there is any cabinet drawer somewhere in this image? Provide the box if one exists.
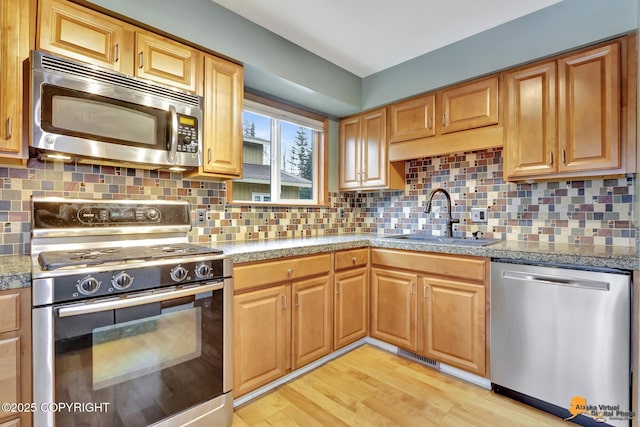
[334,248,368,271]
[371,249,486,283]
[0,294,20,334]
[235,254,331,291]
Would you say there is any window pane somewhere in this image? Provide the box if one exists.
[233,111,272,202]
[280,122,313,200]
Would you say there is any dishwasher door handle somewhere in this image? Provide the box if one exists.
[502,270,610,291]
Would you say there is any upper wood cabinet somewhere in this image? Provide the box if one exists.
[134,31,201,93]
[0,0,33,165]
[388,76,503,161]
[38,0,201,92]
[389,93,435,143]
[339,108,404,191]
[186,55,244,179]
[37,0,134,73]
[505,37,636,181]
[440,76,499,134]
[0,288,32,427]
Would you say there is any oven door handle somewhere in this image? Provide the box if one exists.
[57,282,224,318]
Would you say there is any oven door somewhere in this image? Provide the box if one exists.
[33,280,233,427]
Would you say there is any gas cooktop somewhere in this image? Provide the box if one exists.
[38,243,223,271]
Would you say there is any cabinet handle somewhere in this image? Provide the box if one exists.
[295,292,300,307]
[114,44,120,62]
[427,117,432,130]
[208,148,212,163]
[5,117,11,139]
[139,51,144,69]
[423,284,428,298]
[549,151,553,166]
[562,149,566,164]
[287,268,293,275]
[281,295,287,310]
[337,282,342,294]
[442,114,446,127]
[410,282,415,295]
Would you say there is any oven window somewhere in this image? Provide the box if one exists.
[41,84,167,148]
[54,289,223,427]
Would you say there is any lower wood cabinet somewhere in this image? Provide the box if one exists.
[370,268,417,350]
[292,275,332,369]
[334,248,369,349]
[233,254,332,397]
[0,288,31,427]
[418,277,486,376]
[234,284,291,397]
[370,249,488,377]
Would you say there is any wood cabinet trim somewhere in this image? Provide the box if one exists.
[371,248,486,283]
[234,253,332,292]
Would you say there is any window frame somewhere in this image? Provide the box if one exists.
[228,93,328,207]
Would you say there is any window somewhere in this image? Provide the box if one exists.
[230,97,326,205]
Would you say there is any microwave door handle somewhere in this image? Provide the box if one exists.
[168,105,178,163]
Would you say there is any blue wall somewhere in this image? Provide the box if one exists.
[363,0,638,109]
[88,0,637,117]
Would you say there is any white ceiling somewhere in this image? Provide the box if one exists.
[211,0,563,77]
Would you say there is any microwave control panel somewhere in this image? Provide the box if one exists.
[177,114,199,153]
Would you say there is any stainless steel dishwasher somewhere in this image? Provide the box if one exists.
[490,261,632,427]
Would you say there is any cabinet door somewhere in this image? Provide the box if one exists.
[440,76,499,134]
[370,268,417,351]
[0,337,19,421]
[200,55,244,177]
[360,108,388,189]
[234,285,291,397]
[338,115,361,190]
[37,0,133,73]
[0,0,29,160]
[292,275,332,369]
[389,93,435,143]
[504,62,557,179]
[135,32,200,93]
[558,43,620,172]
[334,267,368,349]
[419,277,486,376]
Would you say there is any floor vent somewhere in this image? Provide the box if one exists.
[397,349,439,368]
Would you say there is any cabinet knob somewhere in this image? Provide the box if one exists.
[352,257,357,263]
[287,268,293,275]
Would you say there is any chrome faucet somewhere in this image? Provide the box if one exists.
[424,188,460,237]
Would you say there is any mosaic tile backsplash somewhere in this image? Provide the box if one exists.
[0,148,635,255]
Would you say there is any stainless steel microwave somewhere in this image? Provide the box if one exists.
[30,50,203,170]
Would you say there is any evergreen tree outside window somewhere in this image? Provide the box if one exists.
[231,99,326,205]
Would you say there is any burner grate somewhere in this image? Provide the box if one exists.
[38,244,223,271]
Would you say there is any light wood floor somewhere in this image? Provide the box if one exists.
[232,345,567,427]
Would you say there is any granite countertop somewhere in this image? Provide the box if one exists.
[214,233,638,271]
[2,234,637,290]
[0,255,32,290]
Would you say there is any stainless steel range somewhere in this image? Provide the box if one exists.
[31,197,233,427]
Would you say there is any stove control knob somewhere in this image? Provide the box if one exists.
[112,271,134,290]
[77,275,101,296]
[195,262,211,279]
[170,265,188,282]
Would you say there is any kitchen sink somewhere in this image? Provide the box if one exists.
[381,234,500,246]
